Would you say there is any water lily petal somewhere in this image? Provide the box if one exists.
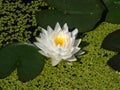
[72,47,80,54]
[66,56,77,61]
[35,37,41,42]
[38,50,49,57]
[72,28,78,37]
[47,26,53,33]
[62,53,73,60]
[74,39,81,47]
[62,23,68,32]
[34,42,48,52]
[42,28,48,35]
[75,50,85,55]
[51,58,61,66]
[54,22,61,32]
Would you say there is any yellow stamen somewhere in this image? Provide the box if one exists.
[54,36,65,46]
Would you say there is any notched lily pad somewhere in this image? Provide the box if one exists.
[0,45,18,78]
[0,43,45,82]
[16,43,45,82]
[36,0,105,32]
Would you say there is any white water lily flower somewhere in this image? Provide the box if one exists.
[34,22,84,66]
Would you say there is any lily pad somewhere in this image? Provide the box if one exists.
[0,43,45,82]
[104,0,120,23]
[101,29,120,52]
[0,45,18,78]
[107,54,120,72]
[36,0,104,32]
[45,0,103,13]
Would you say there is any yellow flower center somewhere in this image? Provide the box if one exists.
[54,36,65,47]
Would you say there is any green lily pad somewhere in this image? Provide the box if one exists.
[36,9,102,32]
[0,45,18,78]
[45,0,103,13]
[104,0,120,23]
[101,29,120,52]
[107,54,120,72]
[36,10,65,28]
[16,43,45,82]
[0,43,45,82]
[36,0,104,32]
